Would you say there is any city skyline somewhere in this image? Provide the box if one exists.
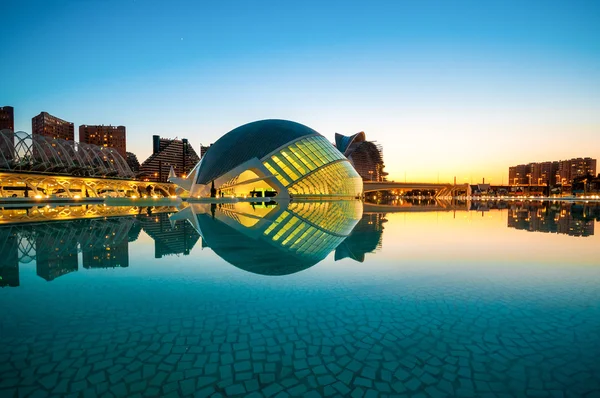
[3,0,600,183]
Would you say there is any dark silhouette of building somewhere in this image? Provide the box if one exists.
[507,202,595,237]
[32,111,75,141]
[140,136,200,182]
[529,161,559,186]
[137,212,199,258]
[126,151,140,172]
[79,124,127,158]
[79,217,135,268]
[82,240,129,268]
[128,219,143,242]
[509,164,530,186]
[561,158,597,185]
[0,228,19,287]
[335,132,387,182]
[36,240,78,281]
[510,158,596,187]
[0,107,15,166]
[200,144,212,158]
[0,106,14,131]
[335,213,386,262]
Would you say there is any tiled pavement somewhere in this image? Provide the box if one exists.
[1,271,599,398]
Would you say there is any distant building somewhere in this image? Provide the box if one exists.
[126,152,140,172]
[509,164,529,185]
[139,135,200,182]
[568,158,596,182]
[509,158,596,186]
[0,107,15,166]
[541,161,559,186]
[32,112,75,141]
[0,106,14,131]
[527,161,559,186]
[335,132,387,182]
[79,124,127,158]
[200,144,212,158]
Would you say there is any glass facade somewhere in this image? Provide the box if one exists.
[262,201,361,259]
[288,201,363,236]
[262,136,362,197]
[288,161,363,197]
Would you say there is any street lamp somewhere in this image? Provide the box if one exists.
[368,170,374,182]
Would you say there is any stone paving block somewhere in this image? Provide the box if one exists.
[39,373,59,390]
[262,383,284,397]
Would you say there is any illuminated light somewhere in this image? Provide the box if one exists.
[34,195,43,199]
[74,195,81,199]
[131,195,137,199]
[170,195,177,199]
[152,195,158,199]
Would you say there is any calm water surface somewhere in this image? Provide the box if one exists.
[1,201,599,398]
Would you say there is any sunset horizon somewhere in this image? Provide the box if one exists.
[3,0,599,184]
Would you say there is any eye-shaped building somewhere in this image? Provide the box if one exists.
[169,120,363,199]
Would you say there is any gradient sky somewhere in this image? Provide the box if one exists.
[2,0,599,183]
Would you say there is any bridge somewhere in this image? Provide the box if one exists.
[363,181,471,197]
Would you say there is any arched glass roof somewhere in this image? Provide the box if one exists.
[0,130,134,178]
[195,120,319,185]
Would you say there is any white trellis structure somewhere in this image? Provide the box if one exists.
[0,130,174,198]
[0,130,134,177]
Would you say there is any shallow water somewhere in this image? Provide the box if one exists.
[1,201,599,398]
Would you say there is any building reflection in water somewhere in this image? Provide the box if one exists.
[0,204,190,286]
[137,212,200,258]
[170,201,363,275]
[505,202,598,237]
[0,227,19,287]
[335,213,386,262]
[2,200,599,287]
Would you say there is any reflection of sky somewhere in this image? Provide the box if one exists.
[376,211,600,268]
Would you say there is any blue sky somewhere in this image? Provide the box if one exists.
[2,0,599,182]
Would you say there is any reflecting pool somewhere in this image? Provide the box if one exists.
[1,200,599,397]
